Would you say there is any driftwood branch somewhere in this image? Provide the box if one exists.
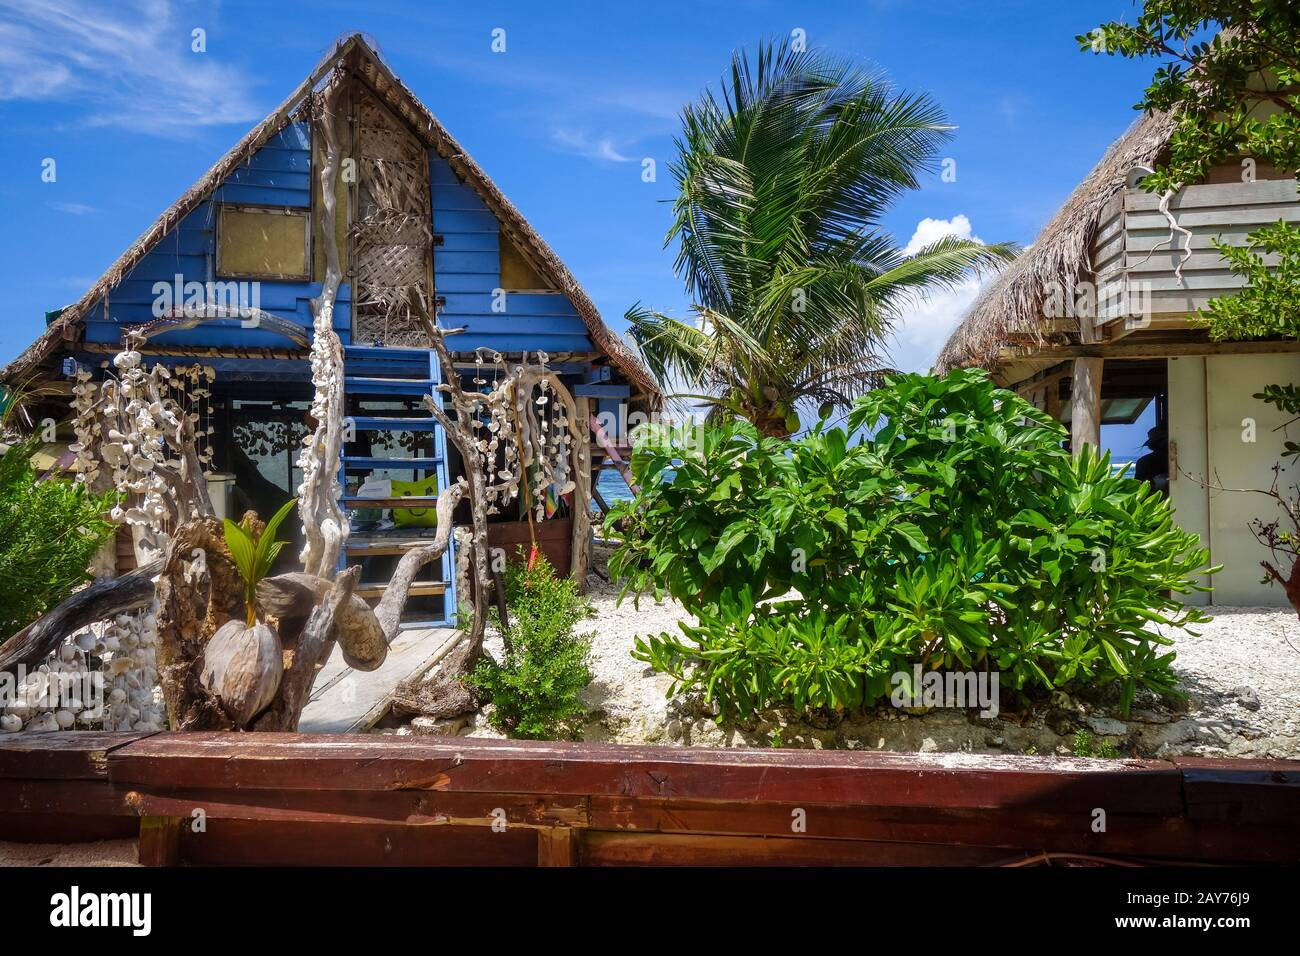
[0,560,162,676]
[254,566,360,732]
[297,78,349,579]
[373,481,465,636]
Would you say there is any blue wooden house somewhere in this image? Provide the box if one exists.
[1,35,660,625]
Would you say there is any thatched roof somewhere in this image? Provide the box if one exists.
[1,34,661,403]
[935,110,1178,375]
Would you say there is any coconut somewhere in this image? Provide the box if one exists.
[199,619,283,727]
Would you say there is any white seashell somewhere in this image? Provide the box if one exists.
[55,710,75,730]
[5,701,31,720]
[0,714,22,733]
[28,714,59,733]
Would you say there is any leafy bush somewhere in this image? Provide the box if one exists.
[466,553,594,739]
[609,369,1216,717]
[0,435,116,639]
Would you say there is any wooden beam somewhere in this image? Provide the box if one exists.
[0,733,1297,865]
[537,827,577,866]
[1071,357,1103,453]
[1000,338,1300,362]
[138,815,185,866]
[571,396,592,585]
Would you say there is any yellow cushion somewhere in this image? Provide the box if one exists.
[390,475,440,527]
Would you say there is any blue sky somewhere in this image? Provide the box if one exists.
[0,0,1160,455]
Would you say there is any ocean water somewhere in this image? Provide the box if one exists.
[596,468,637,504]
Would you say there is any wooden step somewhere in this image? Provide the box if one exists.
[344,377,436,396]
[349,417,441,432]
[345,536,443,557]
[355,581,447,600]
[342,495,438,510]
[342,456,442,471]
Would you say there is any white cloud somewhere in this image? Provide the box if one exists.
[901,213,981,256]
[889,215,993,374]
[48,201,96,215]
[550,128,633,163]
[0,0,260,135]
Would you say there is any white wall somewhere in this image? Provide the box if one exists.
[1168,353,1300,606]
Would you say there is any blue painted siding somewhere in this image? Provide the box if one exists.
[213,123,312,208]
[428,154,593,354]
[76,123,350,351]
[82,198,351,350]
[71,126,606,358]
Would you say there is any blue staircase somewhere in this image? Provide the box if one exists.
[339,344,456,628]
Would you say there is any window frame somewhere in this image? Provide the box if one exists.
[215,202,313,282]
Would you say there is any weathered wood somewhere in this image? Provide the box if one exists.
[0,730,155,780]
[124,786,589,829]
[104,733,1185,813]
[578,831,1015,867]
[297,77,349,580]
[0,560,161,676]
[177,818,538,866]
[1170,756,1300,824]
[1070,356,1103,453]
[258,571,388,671]
[373,483,463,638]
[138,815,185,866]
[571,396,592,584]
[0,733,1296,865]
[537,827,577,866]
[253,567,359,732]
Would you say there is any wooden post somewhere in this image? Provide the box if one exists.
[572,397,592,585]
[1071,357,1102,453]
[138,815,185,866]
[537,827,576,866]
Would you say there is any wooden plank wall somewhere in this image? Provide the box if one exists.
[429,155,595,355]
[1090,176,1300,326]
[80,124,353,351]
[0,733,1295,866]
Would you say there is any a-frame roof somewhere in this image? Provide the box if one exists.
[2,34,660,401]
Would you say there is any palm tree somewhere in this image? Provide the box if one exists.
[627,41,1017,436]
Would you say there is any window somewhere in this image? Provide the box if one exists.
[498,227,555,292]
[217,204,310,280]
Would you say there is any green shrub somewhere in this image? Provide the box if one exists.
[609,369,1216,718]
[1073,729,1121,759]
[465,553,594,739]
[0,435,116,639]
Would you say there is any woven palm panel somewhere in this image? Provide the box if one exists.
[352,90,432,347]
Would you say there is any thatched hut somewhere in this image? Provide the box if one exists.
[0,35,660,625]
[937,112,1299,607]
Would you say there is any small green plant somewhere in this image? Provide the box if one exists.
[222,498,296,627]
[1073,728,1122,759]
[466,553,594,740]
[0,406,116,639]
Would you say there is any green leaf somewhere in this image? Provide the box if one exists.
[222,519,256,583]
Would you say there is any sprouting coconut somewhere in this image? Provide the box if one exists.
[199,498,296,727]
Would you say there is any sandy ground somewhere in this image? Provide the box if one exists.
[405,541,1300,758]
[0,839,138,866]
